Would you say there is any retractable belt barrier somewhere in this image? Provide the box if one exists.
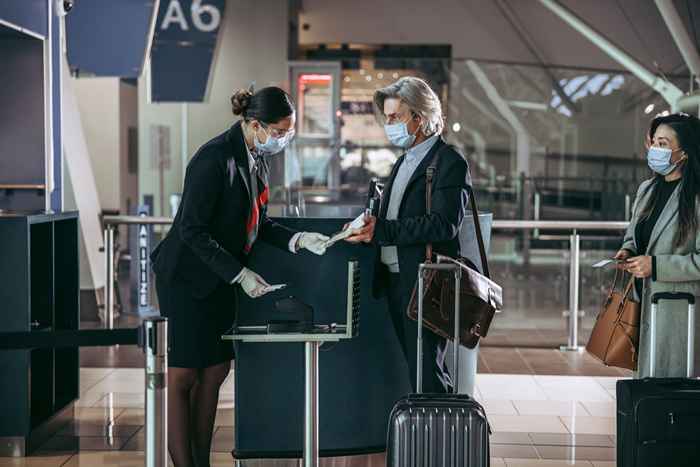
[0,328,139,350]
[0,317,168,467]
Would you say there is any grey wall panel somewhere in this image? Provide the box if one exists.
[0,37,46,211]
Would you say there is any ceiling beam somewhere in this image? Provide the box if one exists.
[655,0,700,87]
[494,0,580,114]
[538,0,684,108]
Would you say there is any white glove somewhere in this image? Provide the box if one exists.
[297,232,330,255]
[237,268,271,298]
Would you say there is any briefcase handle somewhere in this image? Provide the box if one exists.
[417,261,462,394]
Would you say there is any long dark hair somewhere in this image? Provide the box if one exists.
[640,113,700,247]
[230,86,294,124]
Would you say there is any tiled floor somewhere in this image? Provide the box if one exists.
[0,369,624,467]
[477,348,631,378]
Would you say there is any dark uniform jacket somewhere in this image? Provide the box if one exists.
[151,121,294,298]
[372,137,472,299]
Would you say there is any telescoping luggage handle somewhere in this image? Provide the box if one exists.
[417,262,462,394]
[650,292,696,378]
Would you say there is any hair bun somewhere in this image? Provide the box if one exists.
[231,89,253,116]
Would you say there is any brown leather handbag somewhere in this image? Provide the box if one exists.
[406,149,503,349]
[586,270,641,370]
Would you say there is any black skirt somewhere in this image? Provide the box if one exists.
[156,275,237,368]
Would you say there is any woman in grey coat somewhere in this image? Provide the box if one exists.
[615,113,700,378]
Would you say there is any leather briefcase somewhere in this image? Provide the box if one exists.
[586,270,640,370]
[406,147,503,349]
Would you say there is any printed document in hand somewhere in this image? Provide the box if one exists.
[324,213,367,248]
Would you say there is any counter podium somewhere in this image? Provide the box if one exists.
[223,261,360,467]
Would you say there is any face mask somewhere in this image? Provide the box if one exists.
[254,125,294,156]
[384,120,418,148]
[647,146,680,175]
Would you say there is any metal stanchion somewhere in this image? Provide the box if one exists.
[533,192,541,239]
[561,232,584,351]
[521,174,531,266]
[303,341,320,467]
[0,318,168,465]
[143,317,168,467]
[104,225,115,329]
[0,322,165,462]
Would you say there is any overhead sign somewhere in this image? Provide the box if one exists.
[0,0,47,38]
[150,0,225,102]
[65,0,158,78]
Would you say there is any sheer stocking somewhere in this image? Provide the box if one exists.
[168,368,198,467]
[190,361,231,467]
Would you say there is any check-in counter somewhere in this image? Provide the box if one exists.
[233,216,407,458]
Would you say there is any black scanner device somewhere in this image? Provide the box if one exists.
[266,297,314,333]
[365,178,384,217]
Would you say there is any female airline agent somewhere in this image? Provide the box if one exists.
[151,86,328,467]
[616,113,700,378]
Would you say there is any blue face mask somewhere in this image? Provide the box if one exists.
[254,126,295,156]
[384,121,417,148]
[647,146,679,175]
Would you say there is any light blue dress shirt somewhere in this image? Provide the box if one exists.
[381,134,439,273]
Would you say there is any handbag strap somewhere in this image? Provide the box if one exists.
[622,276,635,300]
[467,184,490,278]
[611,268,621,292]
[424,144,491,278]
[608,268,635,300]
[607,269,622,301]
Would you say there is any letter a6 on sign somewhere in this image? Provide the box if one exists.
[160,0,221,32]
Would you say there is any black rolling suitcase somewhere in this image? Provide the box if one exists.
[617,292,700,467]
[387,262,490,467]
